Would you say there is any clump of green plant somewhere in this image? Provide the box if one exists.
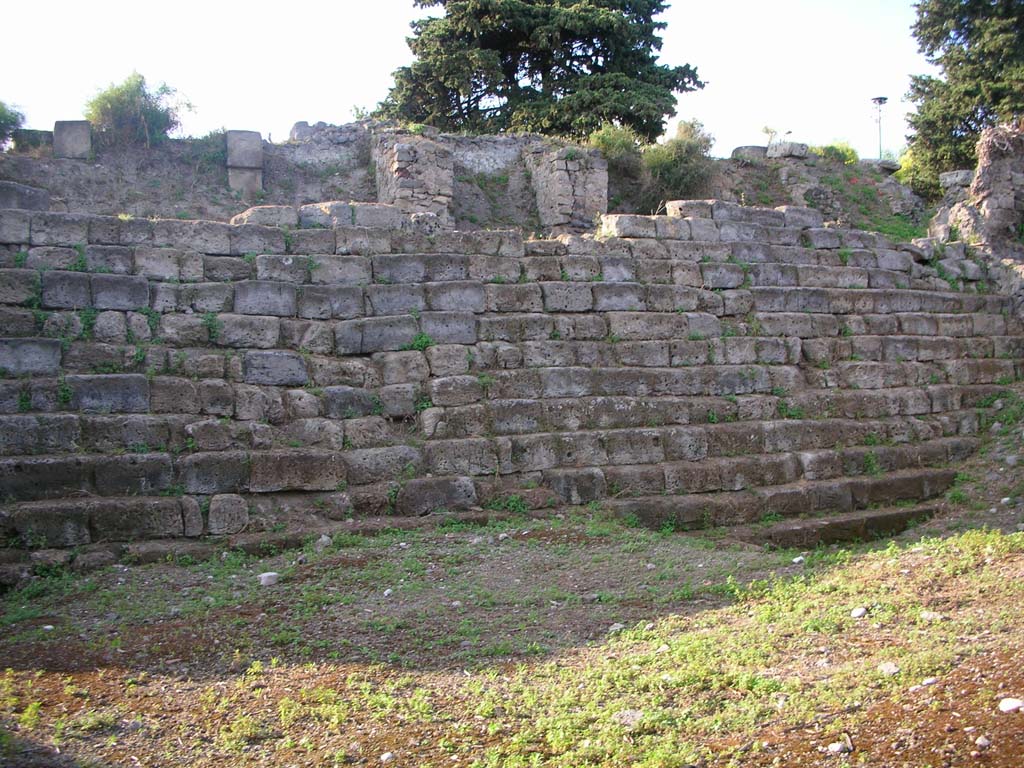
[589,119,714,213]
[484,494,529,514]
[401,333,435,351]
[0,100,25,146]
[810,141,859,165]
[84,72,186,147]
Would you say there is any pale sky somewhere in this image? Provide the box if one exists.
[3,0,934,159]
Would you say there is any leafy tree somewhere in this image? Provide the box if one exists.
[0,101,25,146]
[906,0,1024,196]
[377,0,702,142]
[85,72,184,147]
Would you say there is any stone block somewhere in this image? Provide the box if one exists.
[0,269,39,304]
[288,228,336,255]
[40,270,90,309]
[351,203,404,229]
[0,414,79,455]
[243,350,308,386]
[66,374,149,413]
[226,130,262,168]
[0,456,94,501]
[593,283,646,312]
[299,201,353,229]
[94,454,173,495]
[0,183,49,215]
[420,312,477,344]
[323,385,378,418]
[425,344,470,376]
[208,494,249,535]
[53,121,91,159]
[91,274,149,310]
[230,224,284,255]
[373,351,430,384]
[777,206,823,229]
[255,254,309,283]
[8,501,91,547]
[342,445,422,485]
[233,280,296,317]
[249,450,346,492]
[0,209,32,243]
[395,476,477,516]
[542,282,593,312]
[544,467,605,505]
[0,339,62,376]
[766,141,808,158]
[177,451,249,494]
[425,281,485,313]
[601,214,657,239]
[30,212,90,246]
[85,245,133,274]
[230,205,298,227]
[430,375,482,406]
[366,283,425,316]
[153,220,232,254]
[204,255,252,282]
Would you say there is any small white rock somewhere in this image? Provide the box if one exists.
[383,588,393,597]
[850,607,868,619]
[974,735,991,748]
[878,661,900,677]
[498,532,510,541]
[922,677,938,686]
[314,534,332,552]
[257,572,279,586]
[920,610,944,621]
[42,625,54,631]
[827,741,852,754]
[645,562,656,570]
[997,697,1023,713]
[380,752,395,763]
[792,556,805,564]
[1001,497,1012,505]
[608,622,626,634]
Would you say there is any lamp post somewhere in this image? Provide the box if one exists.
[871,96,888,160]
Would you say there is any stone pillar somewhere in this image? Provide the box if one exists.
[226,130,264,198]
[374,133,454,227]
[523,144,608,233]
[53,121,91,159]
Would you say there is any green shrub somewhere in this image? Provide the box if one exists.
[84,72,184,147]
[810,141,859,165]
[588,123,643,171]
[640,120,715,208]
[0,101,25,146]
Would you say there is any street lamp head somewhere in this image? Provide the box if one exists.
[871,96,888,106]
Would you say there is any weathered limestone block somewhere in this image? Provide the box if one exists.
[249,450,346,492]
[208,494,250,535]
[342,445,422,485]
[766,141,808,159]
[30,212,90,246]
[41,271,90,308]
[323,385,378,418]
[0,338,61,375]
[177,451,250,494]
[53,121,91,159]
[94,454,173,495]
[91,274,149,310]
[0,183,49,215]
[230,206,298,227]
[8,501,92,547]
[243,350,308,386]
[395,476,477,516]
[0,209,32,243]
[66,374,149,413]
[233,281,296,317]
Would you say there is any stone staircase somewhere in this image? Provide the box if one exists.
[0,200,1021,574]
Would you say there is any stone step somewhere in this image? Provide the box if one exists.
[802,335,1024,364]
[731,503,939,548]
[604,468,957,531]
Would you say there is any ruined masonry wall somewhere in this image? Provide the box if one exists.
[0,200,1022,570]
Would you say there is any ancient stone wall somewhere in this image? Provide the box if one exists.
[2,198,1021,574]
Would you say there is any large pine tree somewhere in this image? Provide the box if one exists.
[376,0,702,141]
[907,0,1024,193]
